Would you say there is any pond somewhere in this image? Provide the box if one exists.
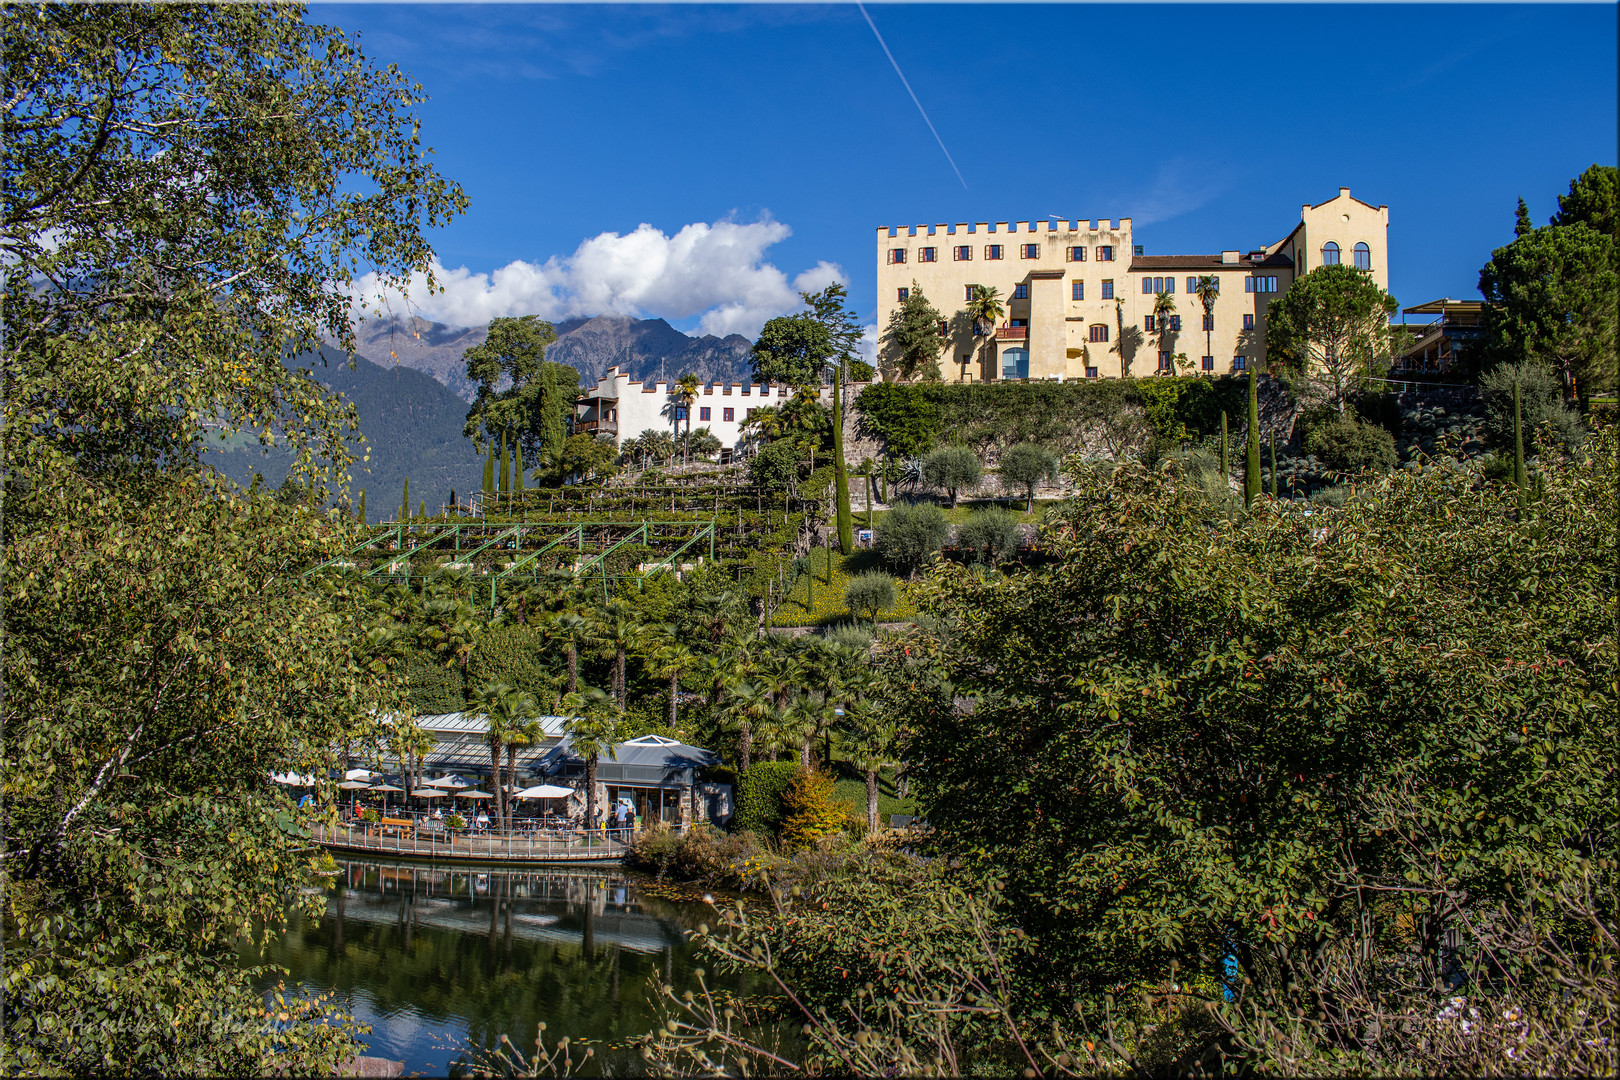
[244,854,745,1076]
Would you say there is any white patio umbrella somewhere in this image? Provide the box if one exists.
[514,784,575,799]
[457,789,493,799]
[344,768,381,782]
[270,772,317,786]
[337,780,372,790]
[425,775,473,789]
[410,788,446,798]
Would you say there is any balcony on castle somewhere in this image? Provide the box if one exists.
[994,325,1028,342]
[574,418,617,435]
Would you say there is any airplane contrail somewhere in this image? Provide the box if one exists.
[856,2,968,191]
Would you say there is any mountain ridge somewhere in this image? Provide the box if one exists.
[350,313,755,401]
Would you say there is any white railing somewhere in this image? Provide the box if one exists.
[313,818,690,862]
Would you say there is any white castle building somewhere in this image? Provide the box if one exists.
[574,365,808,457]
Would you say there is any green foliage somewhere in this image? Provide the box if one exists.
[554,433,619,484]
[750,313,833,387]
[733,761,803,836]
[1477,206,1618,400]
[2,5,462,1072]
[854,382,941,458]
[876,501,950,577]
[921,445,982,507]
[1304,417,1399,473]
[906,430,1618,1013]
[686,426,723,458]
[1265,263,1399,415]
[879,282,946,381]
[462,316,580,461]
[1478,362,1586,451]
[998,443,1058,509]
[747,435,803,492]
[779,769,847,849]
[857,378,1247,462]
[402,649,468,715]
[843,571,898,623]
[954,507,1021,566]
[1552,163,1618,239]
[467,626,557,707]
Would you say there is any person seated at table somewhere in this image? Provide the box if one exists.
[475,809,489,832]
[430,807,443,821]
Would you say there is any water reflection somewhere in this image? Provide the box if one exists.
[250,855,728,1076]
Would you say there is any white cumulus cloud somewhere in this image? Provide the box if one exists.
[350,217,847,341]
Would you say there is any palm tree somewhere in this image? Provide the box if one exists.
[540,608,590,696]
[842,704,895,834]
[782,694,834,770]
[964,285,1005,379]
[472,680,540,833]
[720,679,773,772]
[1194,275,1221,368]
[393,721,435,804]
[650,635,696,731]
[562,686,623,838]
[672,372,700,464]
[504,715,545,830]
[1114,297,1131,379]
[590,601,641,710]
[1152,290,1177,375]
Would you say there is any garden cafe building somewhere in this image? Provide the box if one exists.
[371,714,729,825]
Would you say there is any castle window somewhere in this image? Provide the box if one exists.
[699,407,711,421]
[1013,283,1029,300]
[1142,278,1155,295]
[1201,355,1214,371]
[954,245,973,261]
[1144,316,1155,332]
[965,284,978,301]
[1170,315,1181,332]
[1086,366,1099,379]
[1067,246,1087,262]
[897,288,909,302]
[1101,279,1114,300]
[1158,351,1174,372]
[723,408,735,422]
[1243,313,1255,329]
[919,247,937,263]
[1088,324,1109,343]
[1321,241,1340,266]
[1071,281,1084,301]
[1097,246,1115,261]
[1353,242,1371,270]
[1020,243,1040,259]
[888,248,907,264]
[985,245,1004,260]
[1234,356,1248,371]
[1203,314,1215,331]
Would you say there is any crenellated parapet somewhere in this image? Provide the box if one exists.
[878,218,1131,238]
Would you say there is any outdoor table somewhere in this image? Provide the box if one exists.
[378,816,415,839]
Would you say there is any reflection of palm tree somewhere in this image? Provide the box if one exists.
[1194,275,1220,367]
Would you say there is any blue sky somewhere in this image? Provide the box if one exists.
[326,3,1618,340]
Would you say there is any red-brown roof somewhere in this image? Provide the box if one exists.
[1128,252,1293,272]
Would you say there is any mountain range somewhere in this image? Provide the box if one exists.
[350,313,756,401]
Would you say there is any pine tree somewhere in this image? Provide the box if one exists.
[1244,369,1262,508]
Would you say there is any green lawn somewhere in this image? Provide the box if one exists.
[829,765,917,824]
[768,546,917,628]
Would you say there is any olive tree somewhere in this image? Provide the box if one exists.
[921,445,982,508]
[876,502,950,578]
[997,443,1058,511]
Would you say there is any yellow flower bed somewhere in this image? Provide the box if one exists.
[769,548,917,628]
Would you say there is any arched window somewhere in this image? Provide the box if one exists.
[1000,348,1029,381]
[1353,242,1371,270]
[1322,241,1341,266]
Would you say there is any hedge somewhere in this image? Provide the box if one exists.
[733,761,803,835]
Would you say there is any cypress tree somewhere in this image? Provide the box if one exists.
[1244,368,1262,508]
[1268,431,1279,499]
[482,443,495,496]
[1219,412,1229,481]
[358,488,366,523]
[515,440,525,497]
[833,369,854,555]
[419,499,426,519]
[499,431,510,494]
[401,475,409,521]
